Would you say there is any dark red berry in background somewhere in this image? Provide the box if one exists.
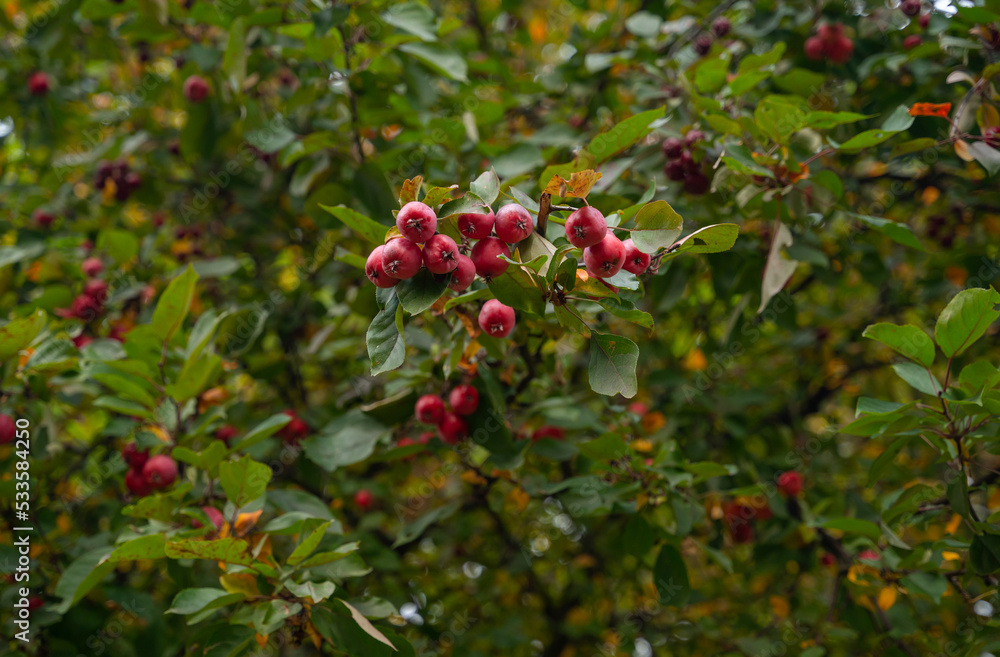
[422,233,460,274]
[365,245,397,288]
[448,254,476,292]
[122,443,149,470]
[470,237,511,279]
[777,471,803,497]
[532,425,565,441]
[215,425,238,444]
[449,385,480,415]
[494,204,534,244]
[183,75,210,102]
[82,257,104,277]
[825,35,853,63]
[661,137,684,159]
[712,17,731,37]
[0,414,16,444]
[904,35,921,50]
[33,210,55,228]
[478,299,516,338]
[685,129,704,147]
[438,412,468,444]
[919,13,930,28]
[564,206,608,248]
[396,201,437,243]
[804,36,825,60]
[143,455,178,489]
[354,489,375,509]
[125,468,152,496]
[693,34,712,55]
[84,279,109,301]
[28,71,50,96]
[192,506,225,530]
[901,0,921,16]
[381,238,423,280]
[457,209,495,240]
[415,394,446,425]
[665,159,686,181]
[683,170,710,195]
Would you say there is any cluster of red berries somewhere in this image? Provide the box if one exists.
[413,384,480,444]
[57,259,108,324]
[566,206,651,277]
[692,17,732,55]
[723,470,804,544]
[122,444,178,497]
[902,2,931,49]
[0,414,15,445]
[183,75,210,103]
[28,71,51,97]
[804,23,854,63]
[95,159,142,202]
[365,201,531,338]
[662,130,710,195]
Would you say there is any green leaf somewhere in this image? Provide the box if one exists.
[850,214,924,250]
[303,410,387,471]
[720,144,774,178]
[338,599,399,650]
[820,518,881,543]
[970,535,1000,575]
[219,455,272,507]
[803,111,871,129]
[164,538,254,565]
[488,269,545,316]
[587,107,665,163]
[287,520,334,566]
[229,413,293,452]
[151,264,199,343]
[122,484,193,521]
[588,332,639,398]
[54,535,167,612]
[166,353,222,402]
[630,200,683,253]
[653,544,691,606]
[167,589,245,615]
[399,42,468,82]
[668,224,739,256]
[470,169,500,205]
[222,17,246,95]
[285,580,336,602]
[382,2,438,41]
[298,541,361,568]
[899,572,948,604]
[934,287,1000,358]
[395,269,448,314]
[869,436,913,486]
[862,323,935,367]
[320,205,389,244]
[0,309,46,360]
[892,362,942,396]
[368,293,405,375]
[392,501,462,548]
[754,96,807,144]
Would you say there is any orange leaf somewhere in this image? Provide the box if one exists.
[543,170,603,198]
[909,102,951,118]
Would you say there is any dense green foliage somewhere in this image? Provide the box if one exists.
[3,0,1000,655]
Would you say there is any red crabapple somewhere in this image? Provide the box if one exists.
[661,137,684,159]
[28,72,51,96]
[192,506,225,530]
[565,206,608,248]
[122,443,149,470]
[904,35,921,49]
[215,424,238,444]
[470,237,511,280]
[712,17,731,37]
[438,412,468,444]
[83,279,109,302]
[532,425,565,441]
[583,233,626,278]
[683,170,710,195]
[693,34,713,55]
[825,35,853,63]
[457,209,495,240]
[183,75,210,102]
[415,394,446,425]
[143,455,178,489]
[365,245,397,288]
[448,254,476,292]
[381,238,423,280]
[622,239,650,275]
[422,233,460,274]
[816,22,842,42]
[125,469,152,496]
[494,204,533,243]
[448,385,480,415]
[278,409,310,444]
[685,129,705,146]
[804,36,825,60]
[777,471,804,497]
[919,13,930,28]
[82,258,104,277]
[901,0,921,16]
[395,201,437,243]
[354,489,375,509]
[478,299,516,338]
[0,414,15,444]
[33,210,55,228]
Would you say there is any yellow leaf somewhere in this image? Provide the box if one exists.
[877,587,897,610]
[769,595,790,619]
[630,439,653,453]
[508,487,531,512]
[955,140,974,162]
[461,470,487,486]
[305,621,324,649]
[941,551,962,563]
[221,572,260,598]
[254,633,268,647]
[683,348,707,372]
[543,170,603,198]
[946,513,962,535]
[234,510,263,537]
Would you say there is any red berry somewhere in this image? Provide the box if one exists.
[693,34,713,55]
[816,22,843,43]
[731,523,754,543]
[821,553,836,566]
[622,239,650,275]
[437,412,468,444]
[143,455,178,489]
[448,254,476,292]
[381,238,423,280]
[532,425,565,441]
[583,233,626,278]
[661,137,684,159]
[664,160,686,181]
[0,414,15,444]
[72,334,93,349]
[904,34,921,50]
[65,294,103,321]
[685,129,705,147]
[125,468,152,496]
[354,489,375,509]
[28,72,50,97]
[683,170,710,195]
[417,431,434,444]
[183,75,210,102]
[448,385,480,415]
[277,409,310,444]
[27,597,43,611]
[83,279,109,301]
[901,0,921,16]
[470,237,511,280]
[457,209,495,240]
[804,36,825,60]
[494,204,534,244]
[122,443,149,470]
[984,126,1000,148]
[478,299,516,338]
[919,13,930,28]
[825,35,853,63]
[215,424,238,444]
[777,471,804,497]
[627,402,649,415]
[82,257,104,278]
[397,437,416,448]
[564,206,608,248]
[192,506,225,530]
[415,394,446,425]
[33,210,55,228]
[858,549,880,561]
[422,233,460,274]
[712,17,731,37]
[395,201,437,243]
[365,245,397,288]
